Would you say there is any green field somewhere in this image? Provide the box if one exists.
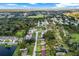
[71,33,79,43]
[15,30,26,37]
[13,46,21,56]
[27,15,47,18]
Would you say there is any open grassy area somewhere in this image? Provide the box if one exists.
[37,40,41,48]
[26,43,35,56]
[71,33,79,43]
[13,46,20,56]
[15,30,26,37]
[27,15,47,18]
[38,32,41,39]
[36,40,42,56]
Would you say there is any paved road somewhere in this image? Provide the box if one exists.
[33,31,38,56]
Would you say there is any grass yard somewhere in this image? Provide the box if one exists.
[27,15,47,19]
[36,40,42,56]
[27,43,34,56]
[15,30,26,37]
[13,46,21,56]
[71,33,79,43]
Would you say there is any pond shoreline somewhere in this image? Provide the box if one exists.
[0,46,16,56]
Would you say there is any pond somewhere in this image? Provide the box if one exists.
[0,46,16,56]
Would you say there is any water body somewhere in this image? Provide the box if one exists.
[0,46,16,56]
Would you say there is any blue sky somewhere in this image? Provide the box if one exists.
[0,3,79,9]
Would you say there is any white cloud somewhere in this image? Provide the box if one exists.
[0,0,79,3]
[7,4,17,6]
[23,6,28,7]
[55,3,79,8]
[29,3,36,4]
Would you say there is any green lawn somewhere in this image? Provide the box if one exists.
[27,43,34,56]
[37,40,41,51]
[15,30,26,37]
[13,46,21,56]
[38,32,41,38]
[36,40,42,56]
[27,15,47,18]
[71,33,79,43]
[32,32,36,37]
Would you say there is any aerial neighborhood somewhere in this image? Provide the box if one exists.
[0,8,79,56]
